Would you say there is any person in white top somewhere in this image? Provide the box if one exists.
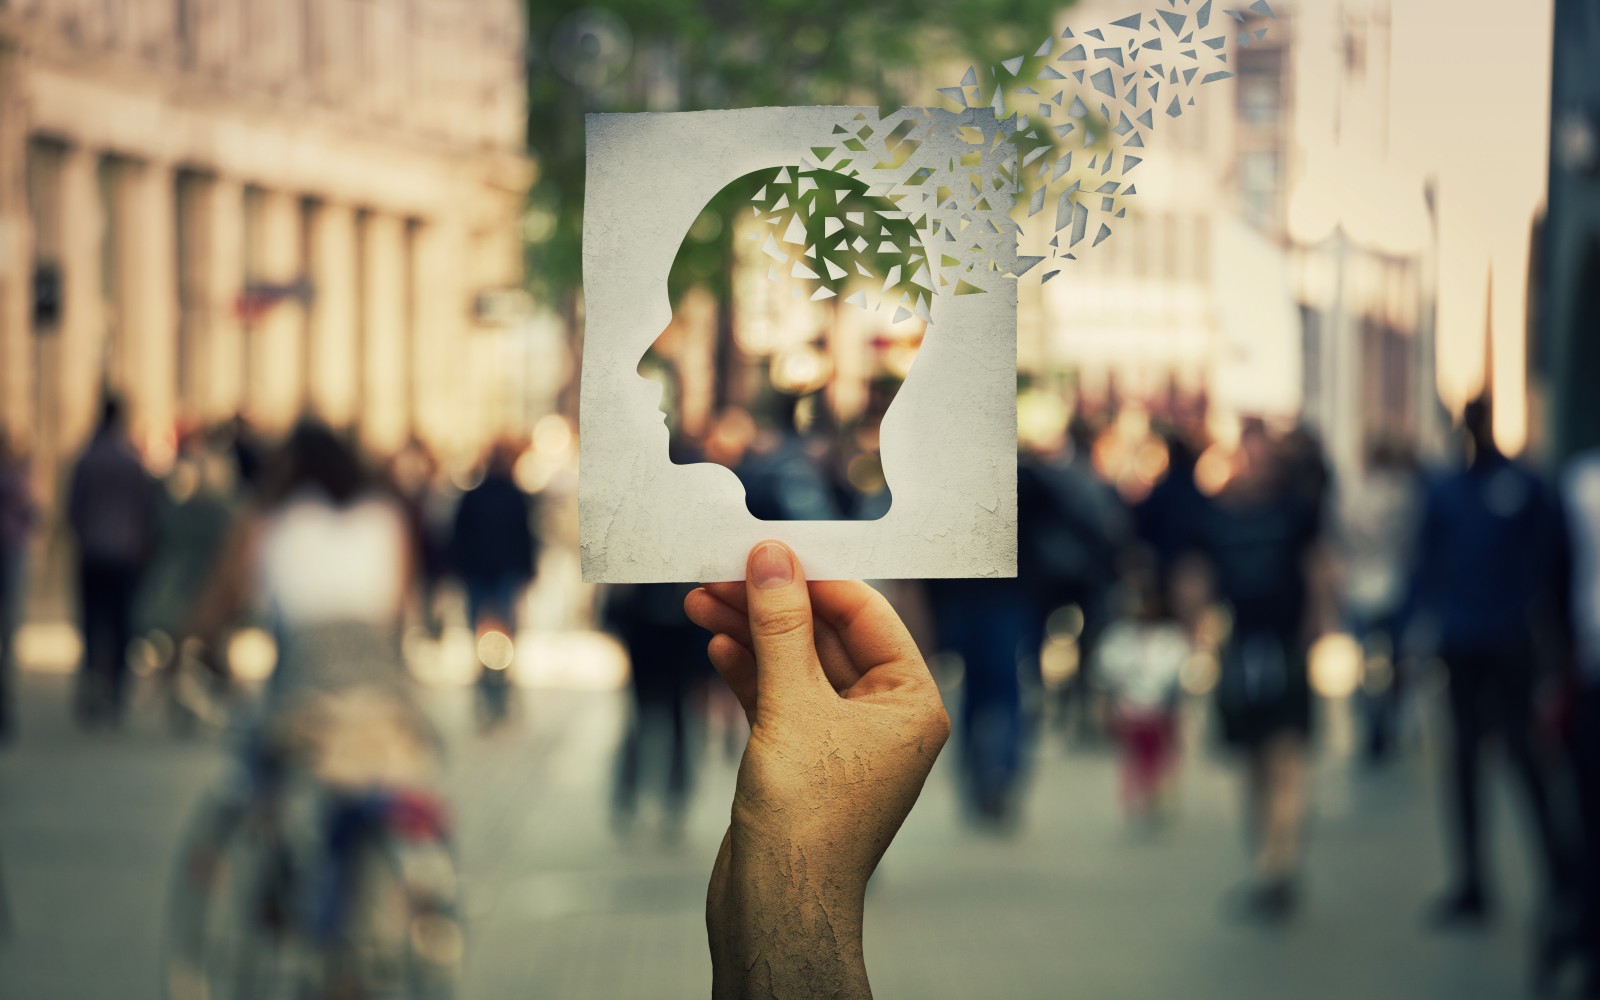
[171,422,458,998]
[190,421,431,786]
[1337,439,1422,761]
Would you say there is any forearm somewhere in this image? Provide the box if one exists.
[709,827,870,1000]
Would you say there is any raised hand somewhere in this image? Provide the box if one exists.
[685,541,949,1000]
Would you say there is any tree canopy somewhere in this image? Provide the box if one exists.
[524,0,1072,313]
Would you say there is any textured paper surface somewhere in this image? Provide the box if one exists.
[580,107,1016,583]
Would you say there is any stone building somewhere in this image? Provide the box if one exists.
[0,0,532,490]
[1543,0,1600,464]
[1027,0,1304,426]
[1032,0,1449,491]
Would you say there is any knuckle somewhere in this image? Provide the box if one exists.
[855,589,899,635]
[856,587,892,620]
[750,604,811,640]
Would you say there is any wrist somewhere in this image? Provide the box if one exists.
[710,826,870,1000]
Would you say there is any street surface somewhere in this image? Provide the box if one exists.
[0,664,1538,999]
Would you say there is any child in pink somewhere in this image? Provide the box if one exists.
[1094,559,1191,822]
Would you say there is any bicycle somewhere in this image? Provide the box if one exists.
[165,690,462,1000]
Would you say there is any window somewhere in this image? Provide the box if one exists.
[1236,49,1283,126]
[1240,151,1280,230]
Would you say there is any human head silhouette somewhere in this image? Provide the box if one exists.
[638,164,932,521]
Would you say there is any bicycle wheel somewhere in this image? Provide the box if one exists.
[329,833,463,1000]
[164,798,316,1000]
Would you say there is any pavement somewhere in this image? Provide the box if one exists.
[0,661,1545,1000]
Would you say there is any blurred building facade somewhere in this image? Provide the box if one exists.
[0,0,533,494]
[1029,0,1448,488]
[1286,0,1446,484]
[1028,0,1304,428]
[1543,0,1600,465]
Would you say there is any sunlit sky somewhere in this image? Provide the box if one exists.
[1291,0,1554,452]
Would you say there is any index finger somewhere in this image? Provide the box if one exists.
[702,580,747,613]
[807,580,926,678]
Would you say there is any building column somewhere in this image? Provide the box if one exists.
[408,216,467,453]
[465,196,529,449]
[245,187,304,432]
[177,176,246,425]
[57,145,105,455]
[111,158,179,454]
[358,211,408,454]
[0,41,31,444]
[305,201,360,428]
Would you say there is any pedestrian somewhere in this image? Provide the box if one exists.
[1019,416,1128,739]
[0,428,36,744]
[1402,398,1570,930]
[67,396,159,727]
[135,429,238,726]
[225,413,266,497]
[173,420,448,980]
[927,571,1032,825]
[1337,438,1422,762]
[1183,419,1331,921]
[1559,445,1600,996]
[1093,548,1190,824]
[603,582,706,842]
[1134,427,1208,587]
[448,440,538,724]
[386,437,448,636]
[192,419,421,730]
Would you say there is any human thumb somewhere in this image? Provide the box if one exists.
[744,541,827,708]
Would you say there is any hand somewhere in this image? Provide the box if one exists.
[685,541,950,1000]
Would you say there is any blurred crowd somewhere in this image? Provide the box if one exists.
[636,380,1600,989]
[0,402,573,735]
[3,381,1600,993]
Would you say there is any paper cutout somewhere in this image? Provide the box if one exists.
[637,164,928,524]
[789,0,1273,282]
[581,108,1016,583]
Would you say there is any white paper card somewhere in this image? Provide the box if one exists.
[580,107,1016,582]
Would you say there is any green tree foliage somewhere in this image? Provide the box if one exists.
[667,165,928,311]
[524,0,1072,315]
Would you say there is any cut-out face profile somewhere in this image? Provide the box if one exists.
[637,165,933,522]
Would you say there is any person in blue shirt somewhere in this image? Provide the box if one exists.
[1403,398,1570,928]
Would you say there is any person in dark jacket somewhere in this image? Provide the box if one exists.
[1559,447,1600,995]
[928,448,1091,826]
[1402,398,1570,929]
[603,582,707,842]
[1020,418,1128,738]
[1186,420,1330,922]
[928,570,1034,825]
[449,441,538,720]
[67,397,159,726]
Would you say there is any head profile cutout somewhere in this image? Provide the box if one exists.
[638,164,932,522]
